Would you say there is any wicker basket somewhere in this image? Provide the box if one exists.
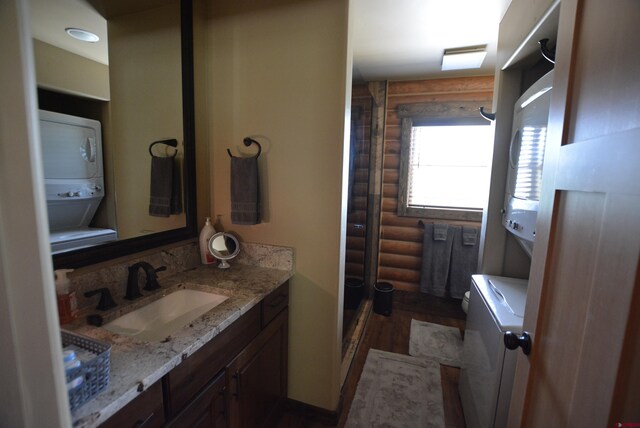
[61,329,111,412]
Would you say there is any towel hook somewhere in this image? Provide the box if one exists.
[227,137,262,158]
[479,106,496,122]
[149,139,178,157]
[538,38,556,64]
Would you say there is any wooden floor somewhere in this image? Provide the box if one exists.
[276,291,467,427]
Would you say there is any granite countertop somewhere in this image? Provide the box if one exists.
[69,262,293,428]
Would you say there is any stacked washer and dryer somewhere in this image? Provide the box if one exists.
[459,70,554,428]
[39,110,117,254]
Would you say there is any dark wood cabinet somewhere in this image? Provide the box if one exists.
[163,304,261,419]
[166,370,227,428]
[227,308,288,428]
[101,281,288,428]
[100,381,164,428]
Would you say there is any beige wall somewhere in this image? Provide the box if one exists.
[202,0,351,410]
[33,39,110,101]
[1,1,71,424]
[108,2,186,239]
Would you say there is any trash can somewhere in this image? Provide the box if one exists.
[344,277,364,310]
[373,282,394,316]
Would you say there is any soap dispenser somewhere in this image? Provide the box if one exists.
[199,217,216,264]
[55,269,78,324]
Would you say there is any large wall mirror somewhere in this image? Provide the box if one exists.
[29,0,197,268]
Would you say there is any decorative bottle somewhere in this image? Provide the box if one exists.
[199,217,216,264]
[55,269,78,324]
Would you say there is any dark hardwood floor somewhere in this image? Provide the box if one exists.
[276,290,467,427]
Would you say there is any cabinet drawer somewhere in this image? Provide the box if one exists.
[164,304,260,418]
[100,381,164,428]
[262,281,289,327]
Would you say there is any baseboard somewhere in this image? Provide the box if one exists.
[284,395,343,426]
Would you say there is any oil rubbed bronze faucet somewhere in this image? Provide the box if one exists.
[84,288,117,311]
[125,262,166,300]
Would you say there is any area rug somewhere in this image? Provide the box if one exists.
[345,349,445,428]
[408,319,463,367]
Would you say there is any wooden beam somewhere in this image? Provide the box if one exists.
[364,81,387,293]
[397,100,486,118]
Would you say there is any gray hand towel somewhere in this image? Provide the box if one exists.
[420,223,454,297]
[149,156,173,217]
[230,156,260,225]
[449,226,479,299]
[462,226,477,246]
[433,223,449,241]
[170,158,182,215]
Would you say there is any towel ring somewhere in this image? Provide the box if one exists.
[149,139,178,157]
[227,137,261,158]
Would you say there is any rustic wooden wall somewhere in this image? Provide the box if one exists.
[345,84,373,280]
[377,76,495,292]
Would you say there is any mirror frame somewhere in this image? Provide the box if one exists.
[53,0,197,269]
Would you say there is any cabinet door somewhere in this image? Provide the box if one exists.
[164,304,260,418]
[167,370,227,428]
[100,381,164,428]
[227,309,288,428]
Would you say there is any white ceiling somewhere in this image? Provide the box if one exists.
[29,0,511,80]
[29,0,109,64]
[352,0,512,81]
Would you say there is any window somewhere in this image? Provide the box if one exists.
[398,117,494,221]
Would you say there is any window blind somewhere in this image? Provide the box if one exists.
[407,125,493,210]
[513,125,547,201]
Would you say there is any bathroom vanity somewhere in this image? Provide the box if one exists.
[102,282,288,428]
[69,251,292,428]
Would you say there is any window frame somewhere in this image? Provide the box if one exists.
[397,115,492,222]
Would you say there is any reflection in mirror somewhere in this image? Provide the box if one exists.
[208,233,240,269]
[29,0,197,268]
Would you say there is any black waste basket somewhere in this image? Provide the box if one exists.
[344,277,364,310]
[373,282,394,316]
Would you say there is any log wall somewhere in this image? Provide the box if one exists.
[377,76,495,292]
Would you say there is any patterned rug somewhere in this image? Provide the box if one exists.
[409,319,463,367]
[345,349,445,428]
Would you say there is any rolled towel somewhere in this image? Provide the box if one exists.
[230,156,260,225]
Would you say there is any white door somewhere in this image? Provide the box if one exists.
[508,0,640,426]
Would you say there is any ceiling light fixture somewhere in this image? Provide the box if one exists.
[441,45,487,71]
[65,27,100,43]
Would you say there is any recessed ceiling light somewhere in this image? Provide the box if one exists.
[65,28,100,43]
[442,45,487,71]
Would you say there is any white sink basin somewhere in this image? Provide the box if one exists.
[103,289,229,342]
